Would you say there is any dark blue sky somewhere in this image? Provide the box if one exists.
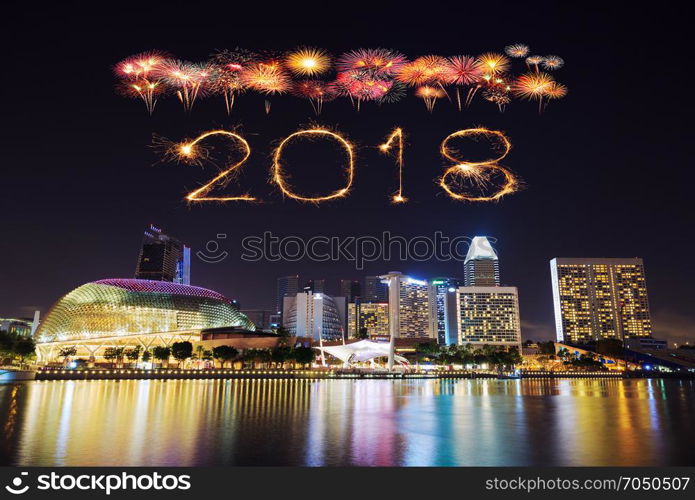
[2,2,693,343]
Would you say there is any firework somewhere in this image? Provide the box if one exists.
[241,62,291,113]
[337,48,407,75]
[513,72,554,112]
[542,55,565,70]
[504,44,530,58]
[477,52,510,75]
[331,71,394,110]
[115,51,169,114]
[525,55,545,71]
[379,128,406,203]
[286,47,332,76]
[156,60,212,112]
[483,88,512,112]
[445,55,482,110]
[544,81,568,99]
[164,130,256,202]
[415,85,446,112]
[396,55,450,86]
[272,128,355,203]
[439,128,518,202]
[292,80,336,115]
[209,48,258,113]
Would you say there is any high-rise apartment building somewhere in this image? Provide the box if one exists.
[379,272,432,339]
[304,279,326,294]
[135,225,190,285]
[455,286,522,348]
[550,258,652,344]
[464,236,500,286]
[276,275,300,316]
[347,301,389,338]
[240,309,274,331]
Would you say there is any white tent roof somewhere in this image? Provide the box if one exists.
[315,340,408,365]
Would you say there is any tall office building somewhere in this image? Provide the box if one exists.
[135,225,190,285]
[282,291,346,341]
[428,277,465,345]
[464,236,500,286]
[276,275,300,316]
[304,279,326,294]
[455,286,522,348]
[364,276,389,302]
[550,258,652,344]
[347,301,389,339]
[339,279,362,303]
[379,272,432,339]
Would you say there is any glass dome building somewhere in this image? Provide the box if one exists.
[35,279,254,361]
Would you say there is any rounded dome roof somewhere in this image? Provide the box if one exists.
[35,279,254,343]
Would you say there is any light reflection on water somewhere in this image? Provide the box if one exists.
[0,378,693,466]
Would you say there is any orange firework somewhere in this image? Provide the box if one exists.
[115,51,169,114]
[396,55,450,87]
[241,62,291,113]
[438,128,519,202]
[513,72,554,112]
[272,128,355,203]
[157,60,212,112]
[477,53,510,75]
[415,85,446,112]
[286,47,332,76]
[504,44,530,58]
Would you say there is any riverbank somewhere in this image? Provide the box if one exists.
[30,368,693,381]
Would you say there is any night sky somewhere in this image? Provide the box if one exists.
[2,3,693,344]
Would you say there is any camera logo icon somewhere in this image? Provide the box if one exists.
[5,472,29,495]
[196,233,229,264]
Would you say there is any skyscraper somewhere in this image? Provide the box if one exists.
[135,225,190,285]
[550,258,652,344]
[364,276,388,302]
[339,279,362,303]
[428,277,465,345]
[464,236,500,286]
[379,272,432,339]
[276,275,300,316]
[455,286,522,348]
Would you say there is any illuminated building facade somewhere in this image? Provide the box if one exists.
[135,225,191,285]
[34,279,254,362]
[550,258,652,344]
[0,318,33,337]
[347,302,389,338]
[455,286,521,347]
[428,277,464,345]
[283,291,346,341]
[380,272,432,339]
[464,236,500,286]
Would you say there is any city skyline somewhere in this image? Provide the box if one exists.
[2,6,693,351]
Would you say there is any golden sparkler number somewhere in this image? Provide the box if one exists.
[181,130,257,202]
[378,128,407,203]
[438,128,518,202]
[272,129,355,203]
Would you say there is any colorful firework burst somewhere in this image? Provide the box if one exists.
[415,85,446,112]
[337,48,408,75]
[477,52,510,75]
[292,80,336,115]
[445,55,483,110]
[286,47,332,76]
[513,72,555,112]
[542,55,565,70]
[504,44,530,58]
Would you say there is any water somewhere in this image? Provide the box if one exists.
[1,378,694,466]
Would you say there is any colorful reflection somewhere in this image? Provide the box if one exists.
[0,378,693,466]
